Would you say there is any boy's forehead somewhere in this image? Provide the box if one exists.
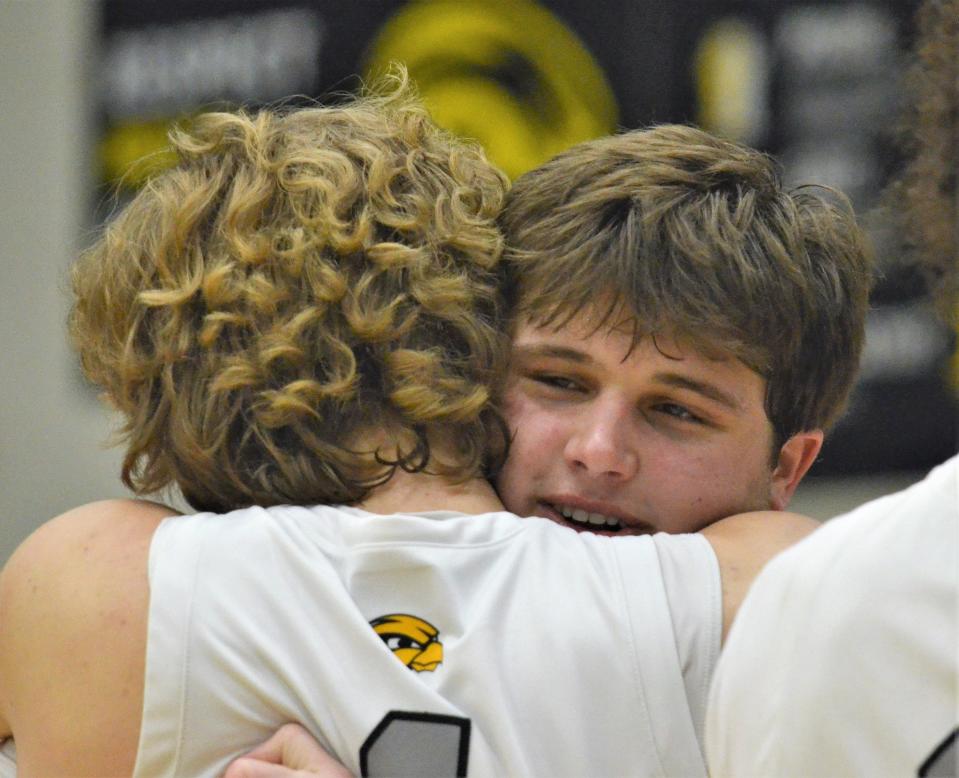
[510,294,632,339]
[510,305,732,364]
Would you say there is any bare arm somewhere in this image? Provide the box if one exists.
[0,499,176,776]
[700,510,818,641]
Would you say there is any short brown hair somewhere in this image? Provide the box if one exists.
[501,124,875,446]
[70,74,510,512]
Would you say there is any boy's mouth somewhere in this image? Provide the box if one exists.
[553,503,623,532]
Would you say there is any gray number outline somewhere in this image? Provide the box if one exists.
[360,710,471,777]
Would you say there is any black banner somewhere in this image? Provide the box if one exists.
[97,0,956,474]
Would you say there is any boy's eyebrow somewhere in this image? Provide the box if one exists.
[511,344,593,364]
[652,374,744,412]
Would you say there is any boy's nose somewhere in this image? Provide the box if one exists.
[563,400,639,481]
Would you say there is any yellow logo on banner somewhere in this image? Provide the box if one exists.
[99,118,182,189]
[694,18,769,144]
[365,0,618,179]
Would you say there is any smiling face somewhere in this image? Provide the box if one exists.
[495,309,821,535]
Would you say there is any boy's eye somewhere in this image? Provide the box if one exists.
[532,373,583,392]
[655,402,703,424]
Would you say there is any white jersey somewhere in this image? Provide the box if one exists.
[706,456,959,778]
[0,741,13,778]
[132,505,721,778]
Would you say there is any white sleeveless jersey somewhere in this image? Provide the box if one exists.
[0,740,13,778]
[707,456,959,778]
[132,505,721,778]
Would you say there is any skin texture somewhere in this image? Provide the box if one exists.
[0,499,176,776]
[496,308,824,535]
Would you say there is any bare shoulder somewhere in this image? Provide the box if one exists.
[5,498,178,567]
[701,510,818,554]
[700,511,819,641]
[0,498,178,774]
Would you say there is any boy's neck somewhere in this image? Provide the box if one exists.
[356,468,506,516]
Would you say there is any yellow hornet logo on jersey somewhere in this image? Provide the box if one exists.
[370,614,444,672]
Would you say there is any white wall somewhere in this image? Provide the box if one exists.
[0,0,128,564]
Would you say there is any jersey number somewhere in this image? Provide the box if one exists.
[918,727,957,777]
[360,711,471,777]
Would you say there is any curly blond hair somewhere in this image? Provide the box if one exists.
[502,124,875,448]
[891,0,958,324]
[71,74,510,512]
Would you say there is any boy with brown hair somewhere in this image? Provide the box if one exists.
[495,123,872,537]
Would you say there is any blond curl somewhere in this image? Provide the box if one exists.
[889,0,958,324]
[71,70,510,511]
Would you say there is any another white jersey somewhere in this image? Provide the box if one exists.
[0,740,13,778]
[707,456,959,777]
[133,505,721,778]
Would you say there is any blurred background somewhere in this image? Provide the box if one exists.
[1,0,955,563]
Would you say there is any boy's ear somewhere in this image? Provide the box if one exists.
[770,430,824,510]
